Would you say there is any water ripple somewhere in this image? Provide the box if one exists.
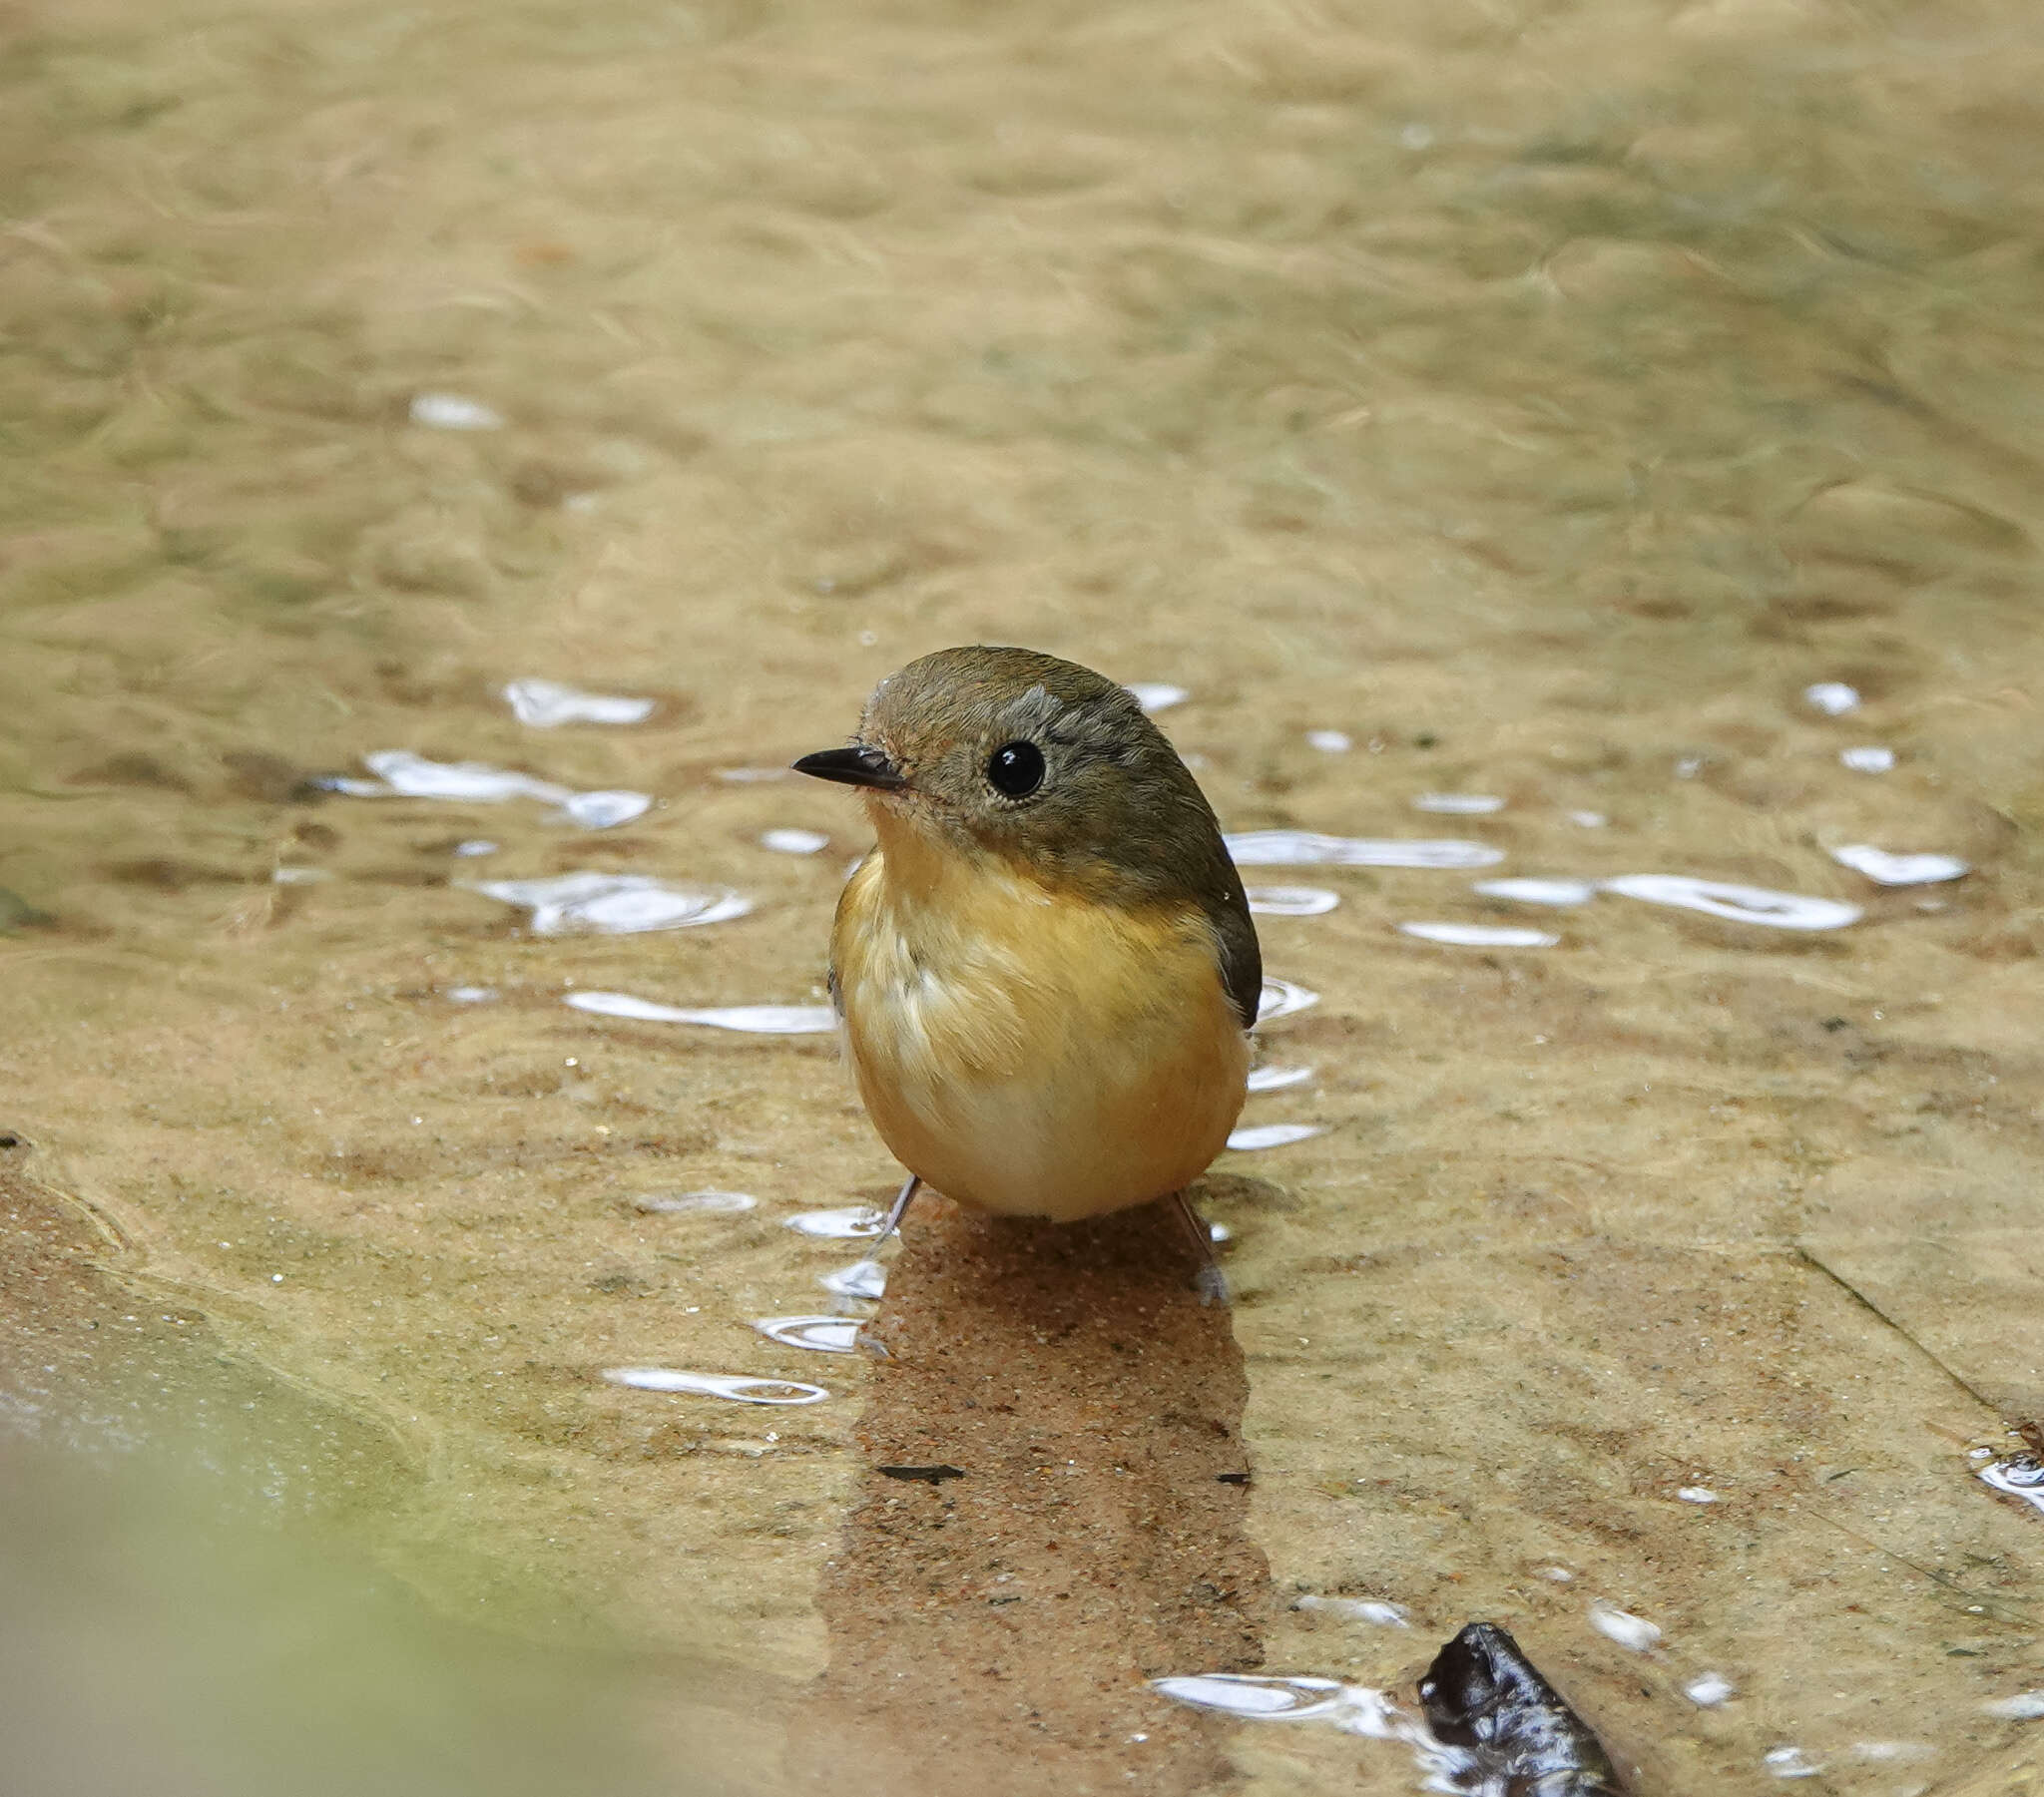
[761,828,829,854]
[1247,885,1339,916]
[1473,877,1595,907]
[1399,921,1558,947]
[335,749,652,830]
[1254,978,1320,1025]
[1412,792,1503,815]
[471,874,751,935]
[633,1189,757,1215]
[1227,1123,1325,1151]
[409,391,502,430]
[1978,1454,2044,1518]
[1983,1690,2044,1720]
[1126,682,1189,712]
[502,678,654,727]
[602,1368,828,1404]
[1295,1595,1410,1627]
[1764,1745,1823,1779]
[1602,874,1860,931]
[1227,830,1505,870]
[566,991,835,1032]
[752,1315,861,1354]
[819,1258,886,1299]
[1829,844,1969,886]
[784,1206,885,1238]
[1153,1673,1465,1788]
[1685,1673,1736,1708]
[1587,1600,1662,1652]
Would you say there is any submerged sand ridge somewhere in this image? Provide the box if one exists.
[5,0,2044,1788]
[797,1199,1270,1797]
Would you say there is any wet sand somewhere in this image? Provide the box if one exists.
[800,1198,1269,1797]
[5,0,2044,1789]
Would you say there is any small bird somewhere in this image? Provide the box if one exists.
[793,646,1262,1298]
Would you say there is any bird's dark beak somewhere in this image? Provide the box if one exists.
[792,743,907,791]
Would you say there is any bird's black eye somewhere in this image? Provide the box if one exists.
[986,739,1045,798]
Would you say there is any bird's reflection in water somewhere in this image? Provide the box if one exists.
[797,1194,1270,1797]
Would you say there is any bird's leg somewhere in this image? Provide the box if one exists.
[869,1172,921,1253]
[836,1175,920,1310]
[1172,1190,1231,1307]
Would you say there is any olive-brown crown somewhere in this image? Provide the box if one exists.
[855,645,1262,1026]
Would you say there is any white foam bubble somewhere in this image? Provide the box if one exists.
[1247,1065,1314,1093]
[752,1315,862,1354]
[472,874,751,935]
[566,991,835,1032]
[1413,792,1504,815]
[1294,1595,1410,1627]
[503,678,655,727]
[444,986,498,1004]
[1227,831,1505,870]
[761,828,829,855]
[1685,1673,1736,1707]
[602,1368,827,1404]
[1677,1486,1719,1504]
[1567,810,1608,829]
[1602,874,1861,931]
[633,1189,757,1215]
[1227,1123,1325,1151]
[1804,681,1861,715]
[409,391,503,431]
[1588,1600,1662,1652]
[1829,843,1969,886]
[1255,978,1319,1025]
[1764,1745,1823,1779]
[1306,730,1352,753]
[819,1258,886,1299]
[1473,877,1595,907]
[452,839,499,857]
[1126,682,1189,712]
[1247,886,1339,917]
[1839,745,1895,773]
[1398,922,1558,948]
[784,1206,885,1239]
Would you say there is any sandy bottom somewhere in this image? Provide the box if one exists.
[800,1198,1267,1797]
[5,0,2044,1790]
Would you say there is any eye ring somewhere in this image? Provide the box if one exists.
[986,739,1045,798]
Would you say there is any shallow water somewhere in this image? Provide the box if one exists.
[5,0,2044,1790]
